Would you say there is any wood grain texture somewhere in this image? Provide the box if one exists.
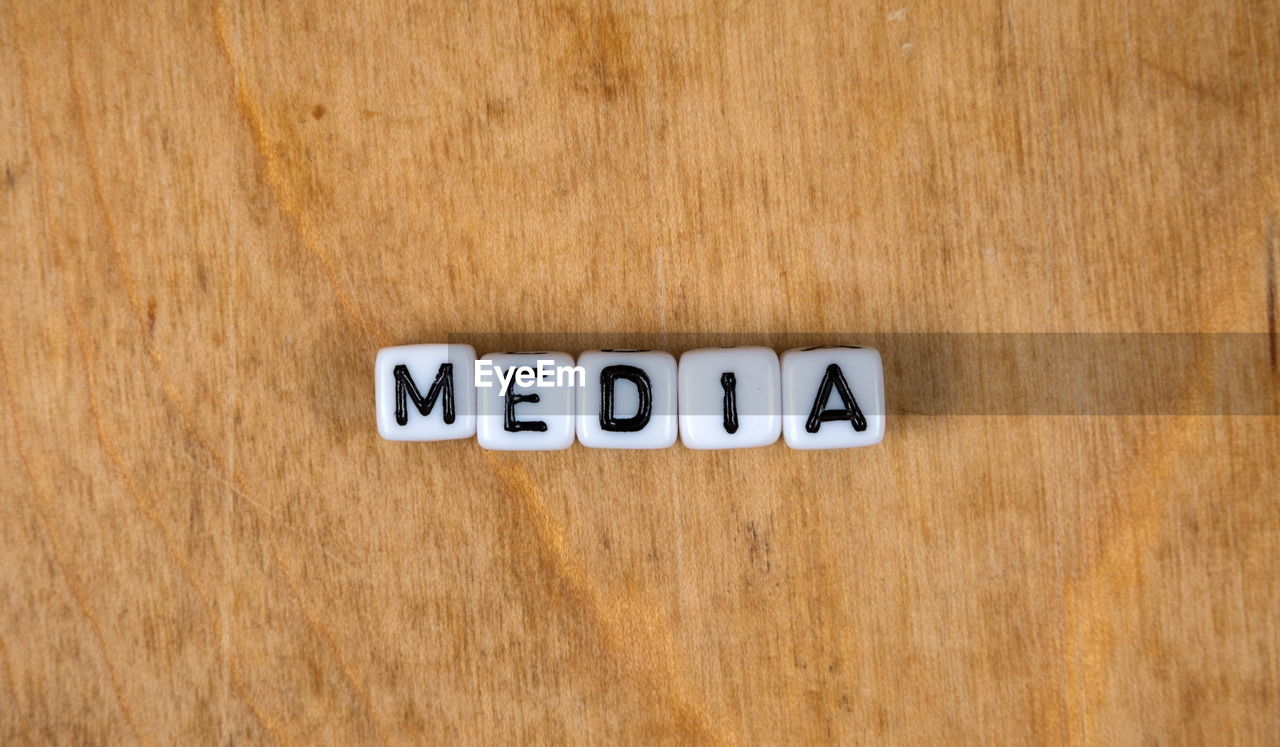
[2,0,1278,743]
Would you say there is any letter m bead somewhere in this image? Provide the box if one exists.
[375,344,477,441]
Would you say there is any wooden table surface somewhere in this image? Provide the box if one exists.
[2,0,1278,743]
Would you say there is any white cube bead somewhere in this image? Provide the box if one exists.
[375,344,477,441]
[678,347,781,449]
[781,346,885,449]
[575,350,678,449]
[476,352,577,451]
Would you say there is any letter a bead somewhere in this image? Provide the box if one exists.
[780,346,885,449]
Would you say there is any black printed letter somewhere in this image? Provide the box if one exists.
[394,363,454,426]
[720,372,739,434]
[600,365,652,432]
[504,391,548,432]
[805,364,867,433]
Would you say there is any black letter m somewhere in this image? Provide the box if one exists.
[394,363,455,426]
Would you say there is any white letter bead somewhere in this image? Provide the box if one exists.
[476,352,576,451]
[375,344,477,441]
[576,350,678,449]
[781,346,885,449]
[678,347,781,449]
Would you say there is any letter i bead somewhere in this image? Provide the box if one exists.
[677,347,781,449]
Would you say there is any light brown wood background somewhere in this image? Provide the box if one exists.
[2,0,1278,743]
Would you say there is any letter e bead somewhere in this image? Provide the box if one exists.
[476,352,577,451]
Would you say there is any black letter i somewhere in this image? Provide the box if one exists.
[721,372,739,434]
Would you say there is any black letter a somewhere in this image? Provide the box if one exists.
[805,364,867,433]
[394,363,455,426]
